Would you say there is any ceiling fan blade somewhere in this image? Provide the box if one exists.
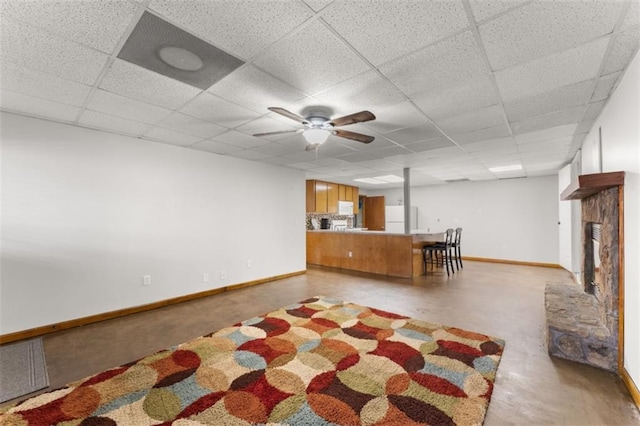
[268,107,309,125]
[253,129,302,137]
[333,129,375,144]
[328,110,376,127]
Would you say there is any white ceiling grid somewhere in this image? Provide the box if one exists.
[1,0,638,189]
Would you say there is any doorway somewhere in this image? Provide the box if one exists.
[363,196,385,231]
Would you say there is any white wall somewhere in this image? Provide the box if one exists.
[367,175,559,264]
[0,113,306,334]
[580,50,640,387]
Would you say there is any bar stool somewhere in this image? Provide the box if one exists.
[422,228,455,276]
[452,227,463,270]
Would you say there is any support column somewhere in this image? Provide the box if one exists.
[403,167,411,234]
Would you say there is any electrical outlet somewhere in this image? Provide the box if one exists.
[348,251,353,258]
[142,275,151,286]
[219,270,226,279]
[203,273,209,282]
[247,259,253,268]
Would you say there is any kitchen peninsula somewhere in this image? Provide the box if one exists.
[306,230,442,278]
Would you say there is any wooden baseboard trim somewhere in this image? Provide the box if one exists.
[621,366,640,409]
[0,270,306,345]
[463,256,562,269]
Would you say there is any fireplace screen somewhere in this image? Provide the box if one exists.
[586,222,602,294]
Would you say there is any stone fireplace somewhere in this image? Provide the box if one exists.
[545,171,624,372]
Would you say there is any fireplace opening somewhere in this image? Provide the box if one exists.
[585,222,602,295]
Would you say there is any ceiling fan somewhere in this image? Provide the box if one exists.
[253,107,376,150]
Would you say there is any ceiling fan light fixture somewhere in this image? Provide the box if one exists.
[304,128,330,145]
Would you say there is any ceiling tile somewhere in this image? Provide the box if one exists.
[258,156,302,166]
[189,139,244,155]
[143,127,204,146]
[404,138,457,153]
[253,20,369,94]
[449,123,512,145]
[523,160,566,170]
[1,61,91,107]
[602,28,640,75]
[592,72,622,102]
[226,150,274,161]
[314,141,361,157]
[384,123,445,145]
[303,1,333,13]
[468,0,529,22]
[363,102,429,133]
[1,0,139,54]
[335,152,380,163]
[356,159,402,172]
[321,0,468,66]
[495,37,610,103]
[159,112,227,138]
[413,75,499,120]
[252,142,295,156]
[100,59,202,109]
[470,145,519,160]
[368,146,413,159]
[517,136,572,153]
[480,1,622,70]
[287,161,321,170]
[510,105,587,135]
[313,70,407,117]
[208,65,307,114]
[380,31,490,98]
[476,153,521,167]
[86,89,173,124]
[210,130,270,149]
[0,17,109,85]
[503,80,593,123]
[575,101,607,133]
[235,116,298,138]
[420,146,467,160]
[515,123,578,144]
[179,92,261,128]
[311,157,351,168]
[0,90,80,122]
[621,1,640,32]
[463,137,516,152]
[78,110,151,136]
[435,104,506,134]
[149,0,313,60]
[582,101,607,123]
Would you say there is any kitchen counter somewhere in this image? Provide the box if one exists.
[306,230,443,278]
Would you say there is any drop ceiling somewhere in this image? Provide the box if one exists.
[1,0,638,189]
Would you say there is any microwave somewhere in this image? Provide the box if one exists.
[338,201,354,215]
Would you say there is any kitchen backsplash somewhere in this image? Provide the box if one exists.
[306,213,354,230]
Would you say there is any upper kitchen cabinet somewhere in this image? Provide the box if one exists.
[327,182,338,214]
[306,180,359,214]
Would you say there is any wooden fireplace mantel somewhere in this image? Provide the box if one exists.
[561,171,625,201]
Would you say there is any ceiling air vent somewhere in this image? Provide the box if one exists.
[444,178,469,183]
[118,11,244,90]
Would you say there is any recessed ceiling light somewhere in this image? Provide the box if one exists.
[158,46,203,71]
[354,178,385,184]
[354,175,404,184]
[489,164,523,173]
[376,175,404,183]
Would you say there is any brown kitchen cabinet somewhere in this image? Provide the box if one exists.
[306,180,360,213]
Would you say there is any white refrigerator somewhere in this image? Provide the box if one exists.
[385,206,418,233]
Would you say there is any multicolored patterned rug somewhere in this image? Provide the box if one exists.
[1,296,505,425]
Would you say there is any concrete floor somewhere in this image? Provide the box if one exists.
[4,261,639,424]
